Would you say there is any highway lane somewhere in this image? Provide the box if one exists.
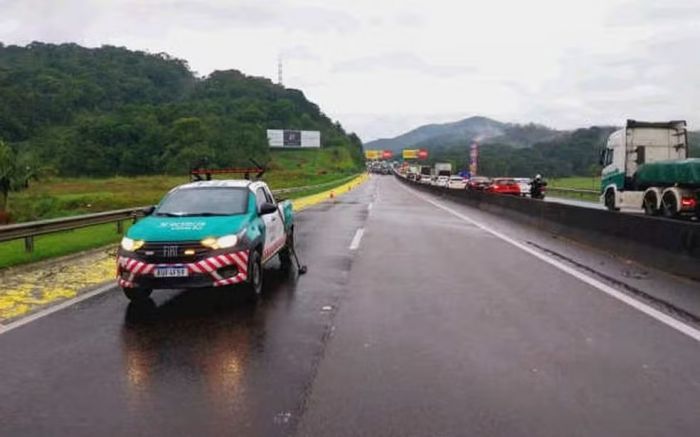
[298,176,700,437]
[2,175,700,437]
[0,180,376,437]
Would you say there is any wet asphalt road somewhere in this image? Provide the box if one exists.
[2,175,700,436]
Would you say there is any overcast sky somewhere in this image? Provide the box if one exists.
[1,0,698,141]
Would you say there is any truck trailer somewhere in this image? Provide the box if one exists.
[600,120,700,218]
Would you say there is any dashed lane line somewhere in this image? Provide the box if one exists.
[349,228,365,251]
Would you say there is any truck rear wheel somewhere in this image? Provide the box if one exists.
[643,193,660,216]
[662,193,679,218]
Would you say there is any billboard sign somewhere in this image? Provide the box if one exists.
[267,130,321,148]
[382,150,393,160]
[417,149,429,160]
[469,143,479,176]
[403,149,418,159]
[364,150,381,160]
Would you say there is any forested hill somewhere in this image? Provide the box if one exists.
[0,42,363,176]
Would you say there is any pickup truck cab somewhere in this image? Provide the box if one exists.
[117,179,294,302]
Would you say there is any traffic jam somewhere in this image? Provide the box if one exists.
[366,147,547,199]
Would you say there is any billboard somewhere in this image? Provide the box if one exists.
[469,143,479,176]
[364,150,382,160]
[402,149,428,159]
[382,150,393,159]
[403,149,418,159]
[267,130,321,148]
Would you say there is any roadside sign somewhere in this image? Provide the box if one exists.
[382,150,393,159]
[469,143,478,175]
[267,129,321,148]
[403,149,418,159]
[365,150,381,160]
[417,149,429,160]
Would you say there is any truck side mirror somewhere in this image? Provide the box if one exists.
[635,146,645,165]
[598,149,606,166]
[259,202,277,215]
[143,205,156,216]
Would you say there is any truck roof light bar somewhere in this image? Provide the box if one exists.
[190,159,267,182]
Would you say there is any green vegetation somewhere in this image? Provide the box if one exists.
[0,42,364,222]
[428,127,615,179]
[0,139,36,220]
[0,222,132,269]
[549,176,601,191]
[0,42,363,178]
[548,176,601,202]
[9,148,358,222]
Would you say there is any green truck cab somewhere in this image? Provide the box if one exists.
[600,120,699,218]
[117,179,294,302]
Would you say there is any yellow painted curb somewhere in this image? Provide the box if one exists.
[292,173,369,212]
[0,249,116,323]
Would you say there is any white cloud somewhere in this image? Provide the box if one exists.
[1,0,698,141]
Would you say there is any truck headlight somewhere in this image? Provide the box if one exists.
[121,237,145,252]
[201,234,238,250]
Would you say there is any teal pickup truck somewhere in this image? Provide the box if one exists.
[117,179,295,302]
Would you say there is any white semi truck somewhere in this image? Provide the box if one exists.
[600,120,700,218]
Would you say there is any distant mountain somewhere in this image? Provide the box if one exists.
[364,116,563,152]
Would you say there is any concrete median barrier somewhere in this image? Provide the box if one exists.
[397,175,700,281]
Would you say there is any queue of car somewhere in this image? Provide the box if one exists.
[402,171,535,197]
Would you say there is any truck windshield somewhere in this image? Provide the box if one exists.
[155,187,249,217]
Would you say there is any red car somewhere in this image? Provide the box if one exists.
[467,176,492,190]
[486,178,521,195]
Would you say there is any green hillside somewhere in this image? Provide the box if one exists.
[0,42,363,177]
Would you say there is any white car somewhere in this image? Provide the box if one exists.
[435,175,450,187]
[448,175,467,189]
[514,178,532,197]
[420,175,432,184]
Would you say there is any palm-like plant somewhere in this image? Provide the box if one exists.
[0,140,35,215]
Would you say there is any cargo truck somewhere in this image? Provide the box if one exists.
[434,162,452,177]
[600,120,700,218]
[419,165,433,184]
[434,163,452,187]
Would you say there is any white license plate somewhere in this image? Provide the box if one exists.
[154,267,189,278]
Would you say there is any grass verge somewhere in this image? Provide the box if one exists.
[548,176,601,202]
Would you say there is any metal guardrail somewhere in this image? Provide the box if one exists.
[0,175,358,253]
[547,187,600,196]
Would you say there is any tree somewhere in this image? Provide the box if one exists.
[0,140,32,214]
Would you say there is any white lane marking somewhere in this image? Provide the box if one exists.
[401,185,700,343]
[0,282,116,336]
[349,228,365,251]
[368,202,373,211]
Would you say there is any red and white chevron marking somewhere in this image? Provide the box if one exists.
[117,250,250,288]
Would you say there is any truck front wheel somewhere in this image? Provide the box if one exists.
[604,190,619,212]
[244,250,263,299]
